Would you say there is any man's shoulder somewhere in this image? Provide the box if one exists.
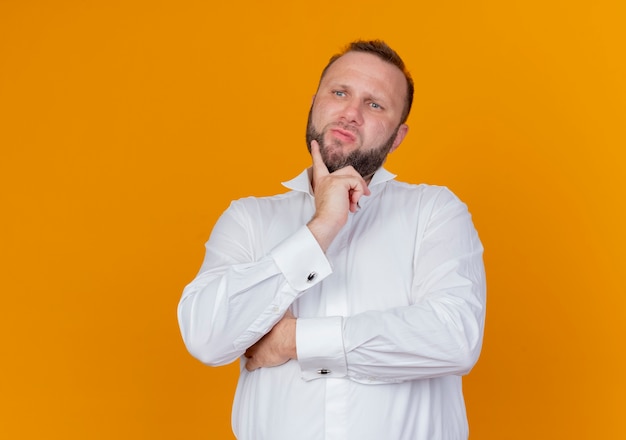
[381,180,470,217]
[233,188,304,204]
[385,179,459,202]
[225,189,306,214]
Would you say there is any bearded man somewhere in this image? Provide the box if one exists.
[178,40,486,440]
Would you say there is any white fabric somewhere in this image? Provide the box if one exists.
[178,167,486,440]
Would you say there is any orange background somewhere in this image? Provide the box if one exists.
[1,1,624,438]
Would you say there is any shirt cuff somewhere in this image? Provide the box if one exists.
[270,225,332,292]
[296,316,347,381]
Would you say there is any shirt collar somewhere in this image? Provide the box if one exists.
[281,167,397,196]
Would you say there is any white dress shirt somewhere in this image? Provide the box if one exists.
[178,167,486,440]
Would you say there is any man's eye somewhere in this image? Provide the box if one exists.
[333,90,346,97]
[370,102,382,109]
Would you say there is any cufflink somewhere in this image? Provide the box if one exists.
[306,272,317,282]
[316,369,331,375]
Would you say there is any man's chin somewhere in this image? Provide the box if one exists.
[321,148,349,172]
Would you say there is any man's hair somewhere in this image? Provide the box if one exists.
[319,40,414,124]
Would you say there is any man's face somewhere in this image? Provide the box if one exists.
[306,51,409,178]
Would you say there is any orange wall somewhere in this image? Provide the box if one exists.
[1,1,624,438]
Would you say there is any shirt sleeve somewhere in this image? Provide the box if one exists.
[297,188,486,383]
[296,316,347,380]
[177,200,332,366]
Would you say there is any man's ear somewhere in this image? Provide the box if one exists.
[389,124,409,153]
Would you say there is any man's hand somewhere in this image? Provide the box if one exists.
[307,140,370,252]
[244,310,297,371]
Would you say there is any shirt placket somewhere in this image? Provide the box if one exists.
[323,213,354,440]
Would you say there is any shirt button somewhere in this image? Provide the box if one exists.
[306,272,317,282]
[317,369,331,375]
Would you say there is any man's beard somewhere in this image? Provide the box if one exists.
[305,107,399,179]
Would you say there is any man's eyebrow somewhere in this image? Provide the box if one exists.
[363,90,389,106]
[326,82,351,90]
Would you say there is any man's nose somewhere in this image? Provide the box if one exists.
[340,99,364,125]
